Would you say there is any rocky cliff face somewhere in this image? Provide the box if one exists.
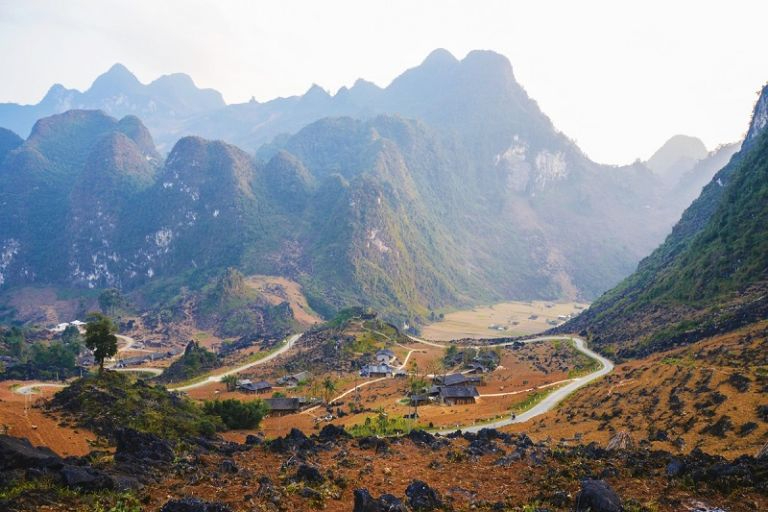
[0,52,743,324]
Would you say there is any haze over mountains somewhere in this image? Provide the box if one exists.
[563,85,768,358]
[0,49,741,324]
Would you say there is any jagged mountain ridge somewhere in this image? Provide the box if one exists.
[0,108,703,323]
[0,51,742,323]
[0,63,224,150]
[561,84,768,358]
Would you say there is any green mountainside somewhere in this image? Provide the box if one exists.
[563,85,768,358]
[0,51,744,328]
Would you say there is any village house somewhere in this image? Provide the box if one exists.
[238,380,272,394]
[264,396,315,416]
[359,363,394,378]
[439,385,479,405]
[409,393,432,406]
[277,371,310,387]
[433,373,482,387]
[466,362,489,374]
[375,348,396,364]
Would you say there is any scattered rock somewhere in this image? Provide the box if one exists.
[268,428,315,453]
[256,476,282,505]
[60,464,115,491]
[159,497,233,512]
[353,488,407,512]
[493,451,522,466]
[757,441,768,459]
[405,480,443,511]
[358,436,389,453]
[666,459,686,477]
[299,486,322,500]
[291,463,324,484]
[0,435,62,471]
[407,429,445,449]
[114,428,174,463]
[574,479,622,512]
[244,434,262,445]
[606,430,633,451]
[219,459,238,474]
[318,424,351,443]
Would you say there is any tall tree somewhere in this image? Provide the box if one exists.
[322,376,337,404]
[221,374,238,392]
[84,312,118,374]
[98,288,123,316]
[60,325,81,346]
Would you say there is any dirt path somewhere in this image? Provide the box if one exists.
[302,348,417,415]
[12,333,302,395]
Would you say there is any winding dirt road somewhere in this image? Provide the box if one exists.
[404,334,614,433]
[168,333,302,392]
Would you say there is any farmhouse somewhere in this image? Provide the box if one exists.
[409,393,432,406]
[433,373,482,387]
[466,362,488,374]
[439,385,479,405]
[277,371,311,387]
[359,363,394,378]
[265,397,307,416]
[375,348,396,364]
[238,380,272,394]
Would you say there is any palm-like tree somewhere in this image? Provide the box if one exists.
[322,376,337,404]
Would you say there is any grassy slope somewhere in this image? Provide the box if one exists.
[512,321,768,459]
[564,130,768,357]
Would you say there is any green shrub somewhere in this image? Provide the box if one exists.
[203,398,269,430]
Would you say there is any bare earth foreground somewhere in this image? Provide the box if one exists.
[421,301,589,340]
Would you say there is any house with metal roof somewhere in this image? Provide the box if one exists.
[359,363,394,378]
[439,385,479,405]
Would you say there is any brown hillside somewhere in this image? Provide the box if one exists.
[507,321,768,458]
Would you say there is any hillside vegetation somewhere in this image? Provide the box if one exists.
[564,87,768,358]
[0,51,722,328]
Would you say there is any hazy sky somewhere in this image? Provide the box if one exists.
[1,0,767,164]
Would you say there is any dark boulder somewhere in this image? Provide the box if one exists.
[407,429,446,449]
[666,459,686,477]
[574,479,622,512]
[244,434,262,445]
[60,464,115,491]
[159,497,233,512]
[318,424,351,442]
[353,488,407,512]
[299,487,323,500]
[292,463,324,484]
[514,433,534,448]
[493,451,522,466]
[405,480,443,511]
[256,476,282,505]
[358,436,389,453]
[219,460,238,474]
[0,435,62,471]
[114,428,174,463]
[269,428,315,453]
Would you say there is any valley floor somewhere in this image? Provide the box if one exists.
[421,300,588,340]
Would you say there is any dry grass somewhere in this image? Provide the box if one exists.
[245,274,324,326]
[421,300,589,340]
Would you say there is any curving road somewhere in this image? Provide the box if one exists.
[405,334,614,433]
[169,333,302,392]
[10,323,612,434]
[12,333,302,395]
[14,383,67,395]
